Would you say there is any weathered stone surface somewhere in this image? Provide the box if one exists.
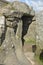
[0,48,6,64]
[12,1,35,16]
[0,0,10,15]
[14,19,32,65]
[3,1,35,18]
[0,27,21,65]
[36,11,43,49]
[0,16,5,45]
[0,16,5,35]
[3,11,23,18]
[0,1,35,65]
[12,1,30,14]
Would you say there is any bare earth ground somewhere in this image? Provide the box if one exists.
[24,43,38,65]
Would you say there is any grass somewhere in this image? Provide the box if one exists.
[25,38,36,44]
[35,54,43,65]
[34,46,43,65]
[25,38,43,65]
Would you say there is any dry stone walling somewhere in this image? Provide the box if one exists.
[0,1,35,65]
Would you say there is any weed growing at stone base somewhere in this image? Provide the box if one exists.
[25,38,36,44]
[34,46,43,65]
[35,54,43,65]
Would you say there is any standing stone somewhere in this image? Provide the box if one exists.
[1,21,21,65]
[0,16,6,64]
[0,1,35,65]
[0,16,5,45]
[36,12,43,49]
[15,19,32,65]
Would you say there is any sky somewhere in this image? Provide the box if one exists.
[6,0,43,12]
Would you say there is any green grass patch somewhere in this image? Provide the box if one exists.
[35,48,43,65]
[35,54,43,65]
[25,38,36,44]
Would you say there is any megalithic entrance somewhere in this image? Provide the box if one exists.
[0,1,35,65]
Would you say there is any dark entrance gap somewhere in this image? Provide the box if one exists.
[21,15,33,47]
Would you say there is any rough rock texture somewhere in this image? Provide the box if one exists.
[0,0,8,6]
[12,1,35,16]
[0,16,5,45]
[0,0,11,15]
[25,11,43,52]
[0,1,35,65]
[36,11,43,49]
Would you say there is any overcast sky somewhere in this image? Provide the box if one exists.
[6,0,43,11]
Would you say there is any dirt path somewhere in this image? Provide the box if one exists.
[25,52,35,65]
